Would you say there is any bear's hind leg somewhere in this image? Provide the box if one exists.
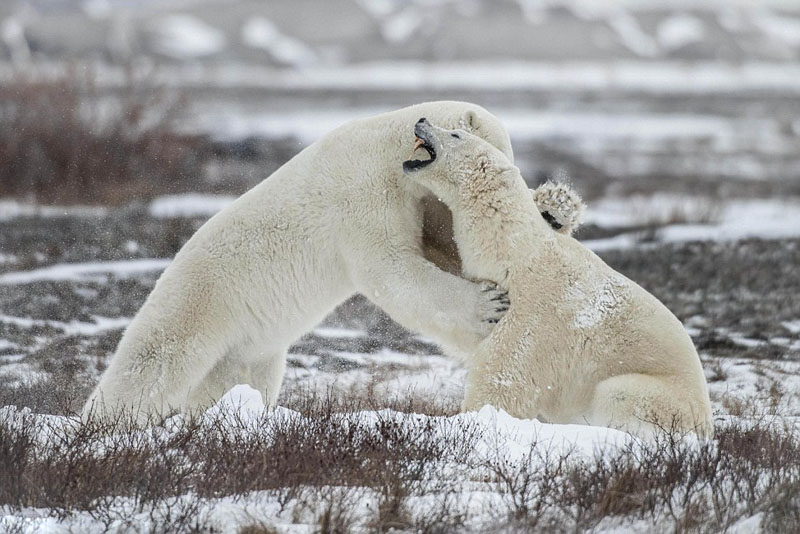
[586,374,713,439]
[186,346,288,411]
[83,331,234,425]
[185,348,252,412]
[247,348,288,409]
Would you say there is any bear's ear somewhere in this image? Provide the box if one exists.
[460,110,480,132]
[531,181,585,236]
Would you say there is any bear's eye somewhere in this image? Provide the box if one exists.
[451,133,461,139]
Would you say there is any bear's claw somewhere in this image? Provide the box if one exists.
[479,280,509,325]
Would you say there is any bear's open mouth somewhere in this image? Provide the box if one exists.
[402,119,437,173]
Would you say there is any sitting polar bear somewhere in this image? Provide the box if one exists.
[402,118,713,438]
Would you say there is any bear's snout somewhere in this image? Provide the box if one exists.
[403,119,438,174]
[413,119,434,144]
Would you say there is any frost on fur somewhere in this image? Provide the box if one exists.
[532,181,586,236]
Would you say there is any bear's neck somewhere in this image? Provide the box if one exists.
[452,176,553,288]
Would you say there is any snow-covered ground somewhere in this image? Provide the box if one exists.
[583,196,800,250]
[63,60,800,94]
[1,1,799,529]
[2,195,799,530]
[2,380,794,533]
[0,385,739,534]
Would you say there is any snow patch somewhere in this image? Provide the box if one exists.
[355,0,400,19]
[728,333,767,349]
[474,404,634,460]
[241,17,318,67]
[729,513,764,534]
[149,15,226,59]
[0,314,131,336]
[657,13,706,50]
[380,8,423,43]
[0,201,107,221]
[206,386,635,461]
[313,327,366,339]
[196,106,767,152]
[753,10,800,48]
[162,60,800,94]
[607,11,660,57]
[204,384,266,423]
[148,194,236,218]
[781,320,800,335]
[0,259,171,285]
[582,197,800,250]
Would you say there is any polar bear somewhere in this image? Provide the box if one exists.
[83,101,521,423]
[402,118,713,438]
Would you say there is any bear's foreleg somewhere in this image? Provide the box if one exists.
[348,251,508,359]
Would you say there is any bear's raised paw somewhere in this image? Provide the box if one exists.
[532,181,586,236]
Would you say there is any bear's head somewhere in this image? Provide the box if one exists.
[402,118,584,235]
[402,117,517,204]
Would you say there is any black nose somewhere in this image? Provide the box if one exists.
[416,117,427,125]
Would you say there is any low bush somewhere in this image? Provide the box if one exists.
[1,395,798,532]
[0,67,207,205]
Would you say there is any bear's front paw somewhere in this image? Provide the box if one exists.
[479,280,510,325]
[532,181,585,236]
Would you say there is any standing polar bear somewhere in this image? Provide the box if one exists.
[84,102,518,422]
[402,119,713,438]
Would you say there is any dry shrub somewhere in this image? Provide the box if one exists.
[280,382,460,417]
[482,421,800,533]
[0,394,480,531]
[482,445,569,529]
[0,374,92,416]
[0,66,206,205]
[2,396,800,533]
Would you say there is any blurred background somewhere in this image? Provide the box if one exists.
[1,0,800,414]
[2,0,800,203]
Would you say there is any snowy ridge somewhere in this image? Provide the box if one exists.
[192,105,793,154]
[0,314,130,336]
[241,17,318,67]
[0,259,171,285]
[583,197,800,251]
[214,385,636,460]
[165,60,800,93]
[148,193,236,218]
[0,200,107,221]
[147,14,226,59]
[11,60,799,94]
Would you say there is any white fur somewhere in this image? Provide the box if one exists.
[83,102,514,423]
[403,122,714,439]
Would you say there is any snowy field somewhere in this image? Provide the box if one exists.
[4,383,789,534]
[2,0,800,531]
[1,192,799,532]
